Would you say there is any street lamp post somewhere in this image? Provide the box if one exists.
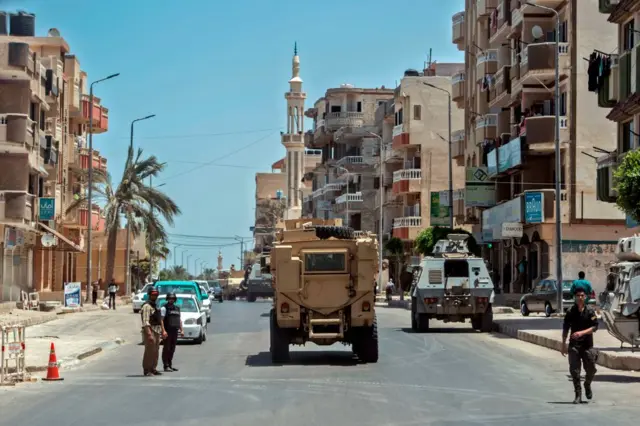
[526,0,562,310]
[423,82,453,229]
[84,72,119,303]
[124,114,156,295]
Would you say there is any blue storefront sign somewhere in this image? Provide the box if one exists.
[524,192,544,223]
[38,197,55,221]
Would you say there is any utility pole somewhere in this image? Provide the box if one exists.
[84,72,119,303]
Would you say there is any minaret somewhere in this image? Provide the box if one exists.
[217,250,223,272]
[282,42,306,220]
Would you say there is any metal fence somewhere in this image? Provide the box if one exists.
[1,325,26,385]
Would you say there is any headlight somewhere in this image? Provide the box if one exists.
[184,318,196,325]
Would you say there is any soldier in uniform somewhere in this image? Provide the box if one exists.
[160,292,183,372]
[561,287,599,404]
[140,287,167,376]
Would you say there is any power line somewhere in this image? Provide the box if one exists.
[168,233,252,240]
[116,127,282,141]
[158,131,279,184]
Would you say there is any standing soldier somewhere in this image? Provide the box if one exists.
[160,293,183,372]
[140,287,167,376]
[561,287,599,404]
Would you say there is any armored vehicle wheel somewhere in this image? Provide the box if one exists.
[354,315,379,363]
[417,313,430,332]
[479,304,493,333]
[270,308,290,363]
[411,298,418,331]
[247,294,256,302]
[314,225,355,240]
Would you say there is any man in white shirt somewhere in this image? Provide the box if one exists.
[108,280,118,310]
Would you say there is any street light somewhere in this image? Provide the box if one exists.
[85,72,120,303]
[526,0,563,311]
[125,114,156,294]
[423,81,454,229]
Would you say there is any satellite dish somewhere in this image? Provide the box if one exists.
[532,25,544,40]
[48,28,61,37]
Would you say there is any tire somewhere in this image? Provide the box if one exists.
[411,298,418,331]
[133,309,140,314]
[480,304,493,333]
[417,313,430,332]
[195,328,204,344]
[355,315,379,363]
[270,308,290,363]
[247,294,256,303]
[520,302,530,317]
[314,225,354,240]
[544,302,552,318]
[471,315,481,330]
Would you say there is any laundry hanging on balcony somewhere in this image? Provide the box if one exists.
[481,74,495,91]
[587,50,611,92]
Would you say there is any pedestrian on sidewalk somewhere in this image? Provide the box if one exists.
[561,287,599,404]
[92,279,100,305]
[108,280,118,310]
[570,271,594,298]
[160,292,183,372]
[140,287,167,376]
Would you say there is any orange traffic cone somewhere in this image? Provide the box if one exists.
[42,342,64,381]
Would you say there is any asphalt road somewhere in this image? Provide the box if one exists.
[1,301,640,426]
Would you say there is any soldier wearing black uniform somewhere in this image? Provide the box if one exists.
[161,293,183,372]
[561,287,599,404]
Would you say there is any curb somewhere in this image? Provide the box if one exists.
[382,300,516,315]
[491,322,640,371]
[0,312,59,328]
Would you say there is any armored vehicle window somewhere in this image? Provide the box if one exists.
[443,260,468,278]
[305,253,346,272]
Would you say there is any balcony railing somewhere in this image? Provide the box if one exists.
[383,143,403,162]
[336,192,363,204]
[451,129,465,159]
[452,12,465,49]
[520,43,570,84]
[452,72,465,103]
[393,216,422,229]
[0,192,35,224]
[489,66,511,108]
[393,169,421,182]
[1,42,35,80]
[336,155,364,166]
[522,115,569,150]
[476,114,497,129]
[45,118,62,141]
[0,114,35,147]
[81,95,109,133]
[325,112,365,130]
[476,50,498,81]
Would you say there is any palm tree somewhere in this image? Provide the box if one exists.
[68,146,180,294]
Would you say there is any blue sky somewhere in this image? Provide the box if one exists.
[13,0,464,271]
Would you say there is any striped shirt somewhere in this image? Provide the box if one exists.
[140,303,163,335]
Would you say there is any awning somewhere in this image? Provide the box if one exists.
[37,222,84,252]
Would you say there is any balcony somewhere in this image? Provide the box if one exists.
[325,112,364,131]
[44,117,62,142]
[489,66,511,109]
[522,115,569,152]
[40,56,63,103]
[78,203,105,231]
[68,79,81,112]
[304,149,322,171]
[0,192,35,225]
[282,133,303,144]
[0,42,35,81]
[513,0,565,30]
[451,130,465,159]
[0,114,35,150]
[392,124,411,149]
[477,0,498,18]
[335,192,363,204]
[383,142,403,163]
[474,114,498,145]
[393,169,421,195]
[81,95,110,134]
[43,136,59,170]
[71,147,108,173]
[392,216,422,240]
[489,1,511,47]
[336,156,364,167]
[452,72,465,107]
[452,12,465,51]
[519,43,570,86]
[476,50,498,81]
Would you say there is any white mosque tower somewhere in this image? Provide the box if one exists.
[282,42,306,220]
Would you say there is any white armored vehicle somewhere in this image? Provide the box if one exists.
[600,235,640,348]
[411,234,495,332]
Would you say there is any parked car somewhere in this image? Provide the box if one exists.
[195,280,214,303]
[132,283,154,313]
[196,283,213,316]
[151,281,211,323]
[520,278,597,317]
[140,294,208,345]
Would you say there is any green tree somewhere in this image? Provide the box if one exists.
[614,150,640,222]
[414,226,480,256]
[67,146,181,295]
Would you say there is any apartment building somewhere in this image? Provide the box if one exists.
[594,0,640,228]
[303,85,394,233]
[0,11,112,301]
[455,0,623,295]
[374,63,466,251]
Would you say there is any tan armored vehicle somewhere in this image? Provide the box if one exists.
[263,218,379,363]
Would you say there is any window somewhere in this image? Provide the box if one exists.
[304,253,346,272]
[413,105,422,120]
[443,260,468,278]
[621,120,633,153]
[357,101,362,112]
[624,20,635,51]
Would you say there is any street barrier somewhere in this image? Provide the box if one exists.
[0,325,26,385]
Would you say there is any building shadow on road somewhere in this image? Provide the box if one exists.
[245,351,360,367]
[397,327,477,334]
[592,374,640,383]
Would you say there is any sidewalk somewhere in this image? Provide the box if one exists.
[493,314,640,371]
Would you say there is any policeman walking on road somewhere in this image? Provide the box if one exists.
[561,287,599,404]
[140,287,167,376]
[160,292,183,372]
